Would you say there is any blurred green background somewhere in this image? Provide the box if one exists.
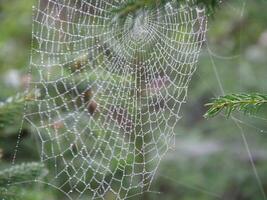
[0,0,267,200]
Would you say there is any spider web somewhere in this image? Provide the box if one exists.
[23,0,207,199]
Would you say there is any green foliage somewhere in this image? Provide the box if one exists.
[0,162,48,187]
[0,91,38,131]
[0,163,48,200]
[113,0,220,19]
[0,188,17,200]
[0,93,25,129]
[196,0,219,14]
[0,0,34,72]
[0,0,267,199]
[204,93,267,118]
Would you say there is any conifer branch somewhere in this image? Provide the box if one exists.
[0,163,47,200]
[113,0,220,19]
[0,162,48,188]
[0,188,17,200]
[0,91,39,129]
[204,93,267,118]
[0,93,25,129]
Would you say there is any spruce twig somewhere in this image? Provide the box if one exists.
[0,90,39,129]
[0,162,48,188]
[113,0,220,19]
[0,188,18,200]
[0,163,47,200]
[204,93,267,118]
[0,93,25,129]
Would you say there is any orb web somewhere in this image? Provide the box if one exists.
[25,0,207,199]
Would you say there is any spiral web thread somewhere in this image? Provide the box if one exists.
[25,0,207,199]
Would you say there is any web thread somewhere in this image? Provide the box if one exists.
[24,0,207,199]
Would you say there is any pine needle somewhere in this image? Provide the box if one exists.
[204,93,267,118]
